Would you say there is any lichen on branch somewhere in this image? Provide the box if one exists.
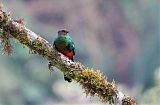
[0,8,137,105]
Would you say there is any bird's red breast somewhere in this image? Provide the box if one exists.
[56,49,74,60]
[65,52,74,60]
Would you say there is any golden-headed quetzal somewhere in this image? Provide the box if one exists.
[54,30,75,82]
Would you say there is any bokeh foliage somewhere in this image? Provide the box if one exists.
[0,0,159,105]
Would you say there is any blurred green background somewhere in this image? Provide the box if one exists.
[0,0,160,105]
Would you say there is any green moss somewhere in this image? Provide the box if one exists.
[0,29,12,54]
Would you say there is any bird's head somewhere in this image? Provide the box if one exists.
[58,30,69,36]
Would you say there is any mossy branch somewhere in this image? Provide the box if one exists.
[0,8,137,105]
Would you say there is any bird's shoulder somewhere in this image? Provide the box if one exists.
[54,36,68,45]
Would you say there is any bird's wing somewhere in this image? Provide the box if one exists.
[67,42,75,55]
[54,38,68,49]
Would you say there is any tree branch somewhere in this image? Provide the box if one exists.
[0,8,137,105]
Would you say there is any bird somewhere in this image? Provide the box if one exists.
[54,30,75,82]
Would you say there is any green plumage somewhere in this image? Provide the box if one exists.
[54,35,75,56]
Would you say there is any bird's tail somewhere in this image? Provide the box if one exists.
[64,75,72,82]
